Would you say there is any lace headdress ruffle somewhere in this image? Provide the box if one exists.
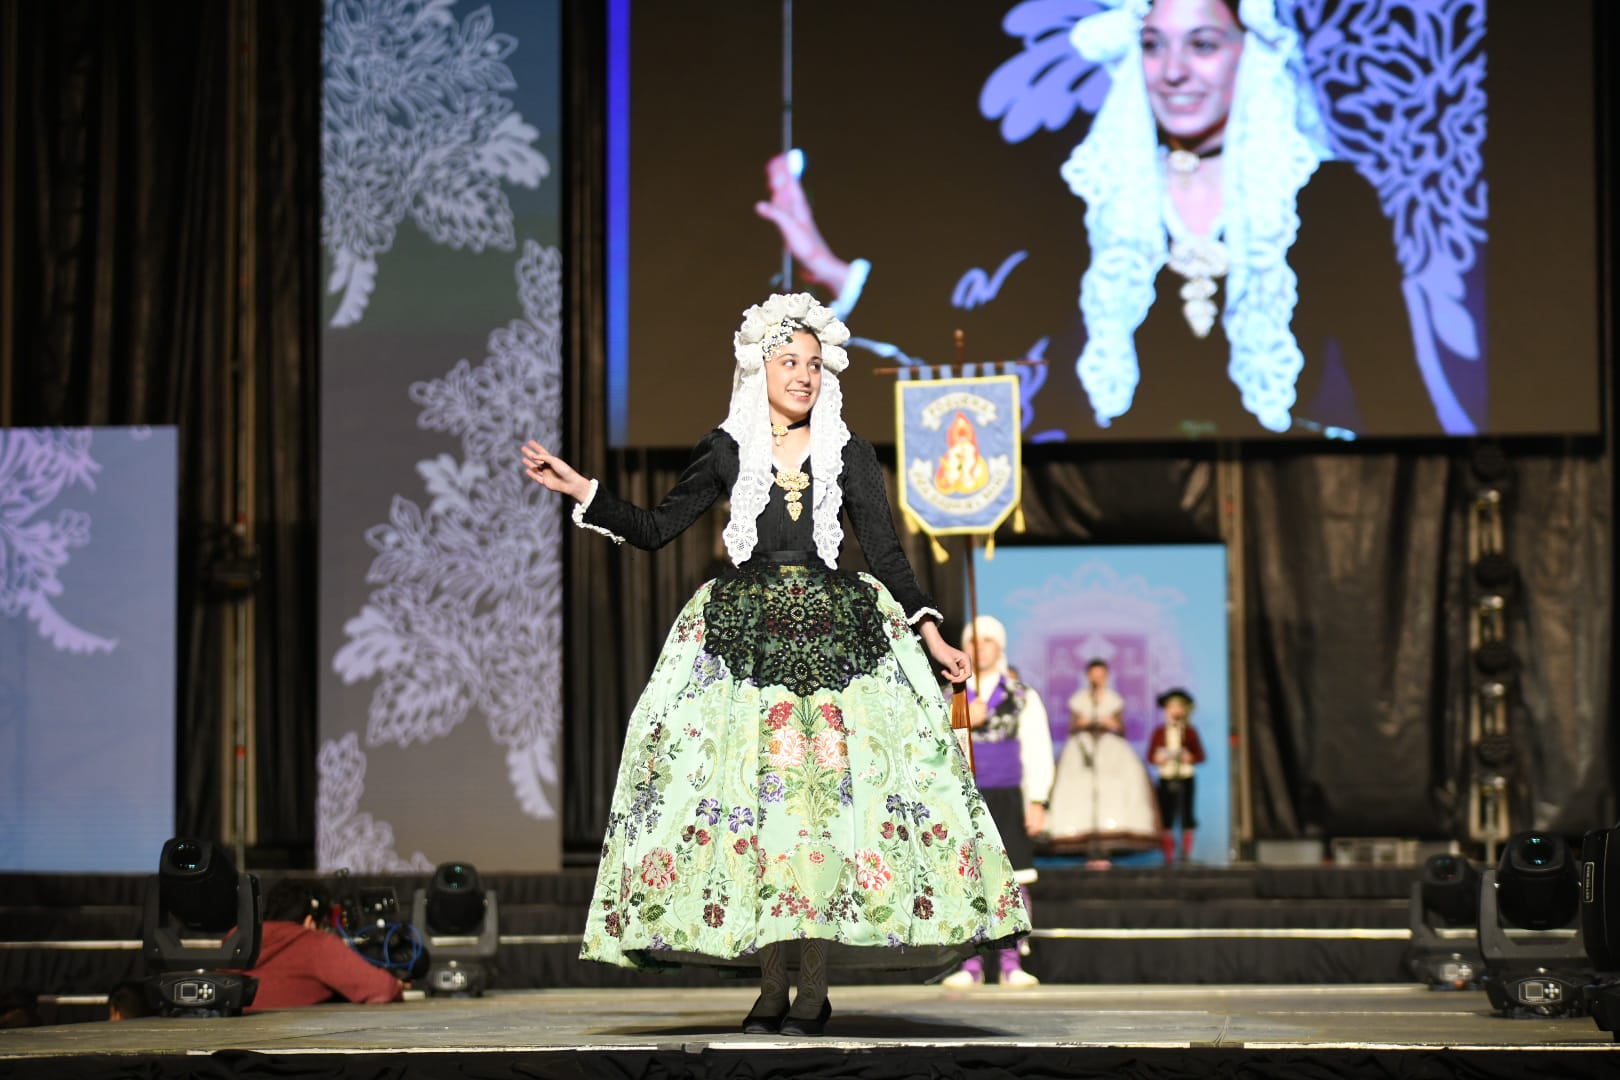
[719,293,852,569]
[1060,0,1328,432]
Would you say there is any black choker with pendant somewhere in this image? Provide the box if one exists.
[1166,141,1224,180]
[770,415,810,446]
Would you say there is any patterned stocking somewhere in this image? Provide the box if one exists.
[788,938,830,1016]
[755,942,789,1013]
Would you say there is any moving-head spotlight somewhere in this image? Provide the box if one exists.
[1478,832,1591,1018]
[1581,824,1620,1040]
[412,861,499,997]
[1406,854,1484,991]
[142,838,262,1017]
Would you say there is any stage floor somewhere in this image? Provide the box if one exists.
[3,984,1617,1078]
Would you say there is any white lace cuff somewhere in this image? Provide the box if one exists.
[829,258,871,320]
[907,606,944,627]
[571,479,624,544]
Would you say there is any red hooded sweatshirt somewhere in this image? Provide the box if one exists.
[242,921,404,1011]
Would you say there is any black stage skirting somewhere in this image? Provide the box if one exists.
[2,1047,1617,1080]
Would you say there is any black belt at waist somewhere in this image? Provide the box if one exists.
[742,549,821,566]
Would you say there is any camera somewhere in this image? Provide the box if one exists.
[331,877,431,981]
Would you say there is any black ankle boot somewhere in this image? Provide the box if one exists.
[779,997,832,1037]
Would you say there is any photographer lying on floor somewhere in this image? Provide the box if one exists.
[243,879,408,1011]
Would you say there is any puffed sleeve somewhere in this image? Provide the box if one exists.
[840,435,942,625]
[574,429,733,550]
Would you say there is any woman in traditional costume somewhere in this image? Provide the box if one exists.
[1046,664,1161,860]
[522,293,1029,1036]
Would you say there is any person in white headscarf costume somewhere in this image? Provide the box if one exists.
[522,294,1029,1037]
[941,615,1053,987]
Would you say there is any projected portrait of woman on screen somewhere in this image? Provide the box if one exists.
[752,0,1485,441]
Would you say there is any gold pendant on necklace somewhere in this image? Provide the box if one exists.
[774,468,809,522]
[771,423,788,448]
[1168,148,1200,187]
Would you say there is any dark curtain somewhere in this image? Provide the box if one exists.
[1243,450,1614,840]
[3,0,321,853]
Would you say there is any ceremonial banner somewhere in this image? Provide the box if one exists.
[895,375,1022,540]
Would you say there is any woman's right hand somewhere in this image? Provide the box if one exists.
[754,152,852,295]
[521,440,592,502]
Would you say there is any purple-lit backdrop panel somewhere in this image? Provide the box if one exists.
[0,427,177,871]
[970,544,1230,865]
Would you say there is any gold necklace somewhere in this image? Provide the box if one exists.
[774,467,809,521]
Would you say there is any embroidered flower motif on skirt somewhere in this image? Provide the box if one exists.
[855,848,894,891]
[639,848,676,889]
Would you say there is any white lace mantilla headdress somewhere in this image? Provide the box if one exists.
[1060,0,1330,433]
[719,292,852,569]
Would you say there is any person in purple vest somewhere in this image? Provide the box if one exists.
[943,615,1055,987]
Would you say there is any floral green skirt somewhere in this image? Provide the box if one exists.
[579,558,1030,972]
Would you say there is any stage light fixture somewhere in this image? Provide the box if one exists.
[411,861,500,997]
[1472,734,1517,773]
[1582,824,1620,970]
[1581,823,1620,1040]
[1471,640,1517,677]
[1406,854,1484,991]
[142,838,262,1017]
[1478,832,1592,1018]
[1470,552,1516,592]
[1425,855,1481,925]
[1499,833,1580,930]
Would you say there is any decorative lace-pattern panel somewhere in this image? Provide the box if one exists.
[0,429,118,654]
[702,563,890,698]
[321,0,550,327]
[316,733,434,873]
[330,240,565,824]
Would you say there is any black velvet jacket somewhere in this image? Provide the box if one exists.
[578,428,939,622]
